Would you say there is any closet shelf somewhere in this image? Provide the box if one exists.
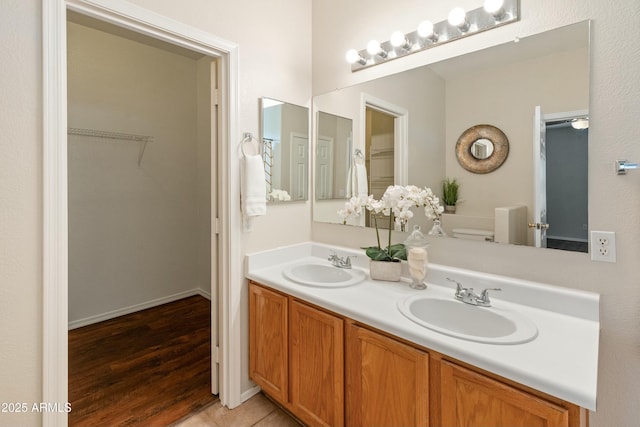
[68,127,154,166]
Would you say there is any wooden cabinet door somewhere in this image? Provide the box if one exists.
[249,283,288,403]
[440,360,569,427]
[290,299,344,427]
[346,323,429,427]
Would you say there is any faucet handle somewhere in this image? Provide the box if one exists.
[446,278,464,296]
[479,288,502,305]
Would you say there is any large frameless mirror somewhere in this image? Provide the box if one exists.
[261,97,309,202]
[313,21,590,252]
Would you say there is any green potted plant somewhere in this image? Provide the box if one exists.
[442,178,459,213]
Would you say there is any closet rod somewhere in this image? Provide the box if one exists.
[68,127,153,166]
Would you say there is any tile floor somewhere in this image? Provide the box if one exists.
[172,393,302,427]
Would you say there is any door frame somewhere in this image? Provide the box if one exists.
[43,1,243,425]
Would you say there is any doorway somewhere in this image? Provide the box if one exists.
[365,108,395,228]
[43,1,243,423]
[532,106,589,252]
[66,11,218,420]
[361,94,409,229]
[545,118,589,252]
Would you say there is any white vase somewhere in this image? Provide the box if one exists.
[369,260,402,282]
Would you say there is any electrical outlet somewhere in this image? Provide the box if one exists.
[590,231,616,262]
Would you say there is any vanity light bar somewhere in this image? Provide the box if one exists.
[347,0,520,72]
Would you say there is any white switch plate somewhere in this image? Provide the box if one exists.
[590,231,616,262]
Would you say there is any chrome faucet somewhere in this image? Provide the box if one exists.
[447,278,501,307]
[328,251,353,269]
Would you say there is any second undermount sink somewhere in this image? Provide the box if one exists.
[397,295,538,345]
[283,263,366,288]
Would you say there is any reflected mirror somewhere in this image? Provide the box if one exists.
[261,97,309,201]
[455,124,510,174]
[472,139,494,159]
[313,21,590,252]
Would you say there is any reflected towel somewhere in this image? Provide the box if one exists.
[353,163,369,197]
[241,154,267,217]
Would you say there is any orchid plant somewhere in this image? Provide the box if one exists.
[338,185,444,262]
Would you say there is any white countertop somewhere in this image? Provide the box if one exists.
[245,242,599,411]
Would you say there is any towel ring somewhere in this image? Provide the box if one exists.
[240,132,262,157]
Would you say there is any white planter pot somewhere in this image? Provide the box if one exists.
[369,260,402,282]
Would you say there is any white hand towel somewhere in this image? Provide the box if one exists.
[241,154,267,217]
[354,163,369,197]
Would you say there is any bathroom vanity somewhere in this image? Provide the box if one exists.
[246,243,599,427]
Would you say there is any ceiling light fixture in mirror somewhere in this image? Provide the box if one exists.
[346,0,520,72]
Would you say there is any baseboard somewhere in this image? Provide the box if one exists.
[196,287,212,300]
[69,287,211,330]
[241,385,261,403]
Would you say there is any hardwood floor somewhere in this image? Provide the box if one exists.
[69,295,217,426]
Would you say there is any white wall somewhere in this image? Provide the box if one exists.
[0,1,42,425]
[67,22,210,325]
[312,1,640,427]
[0,0,311,424]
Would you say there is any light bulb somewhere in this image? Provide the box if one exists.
[390,31,411,51]
[346,49,362,64]
[484,0,506,20]
[448,7,466,26]
[484,0,504,14]
[390,31,406,47]
[448,7,469,31]
[417,20,435,38]
[366,40,381,55]
[366,40,387,58]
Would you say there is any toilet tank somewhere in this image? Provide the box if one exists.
[494,206,527,245]
[452,228,495,242]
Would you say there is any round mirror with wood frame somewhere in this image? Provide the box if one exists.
[455,124,509,174]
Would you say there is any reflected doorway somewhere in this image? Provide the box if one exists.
[533,107,589,252]
[545,117,589,252]
[365,107,395,228]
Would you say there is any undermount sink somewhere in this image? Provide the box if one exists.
[283,263,366,288]
[397,295,538,345]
